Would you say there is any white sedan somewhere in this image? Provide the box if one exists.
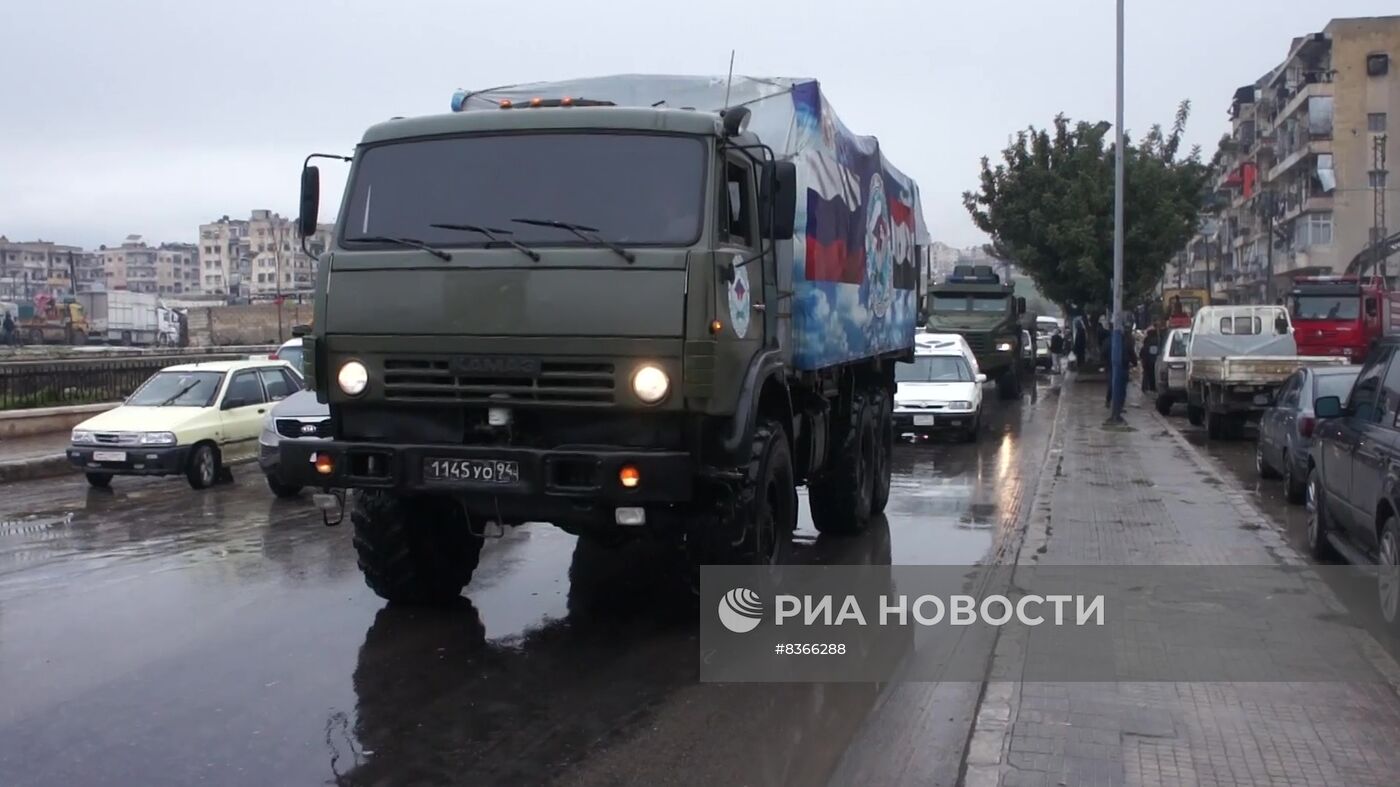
[894,348,986,442]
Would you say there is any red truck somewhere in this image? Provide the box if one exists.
[1288,276,1400,362]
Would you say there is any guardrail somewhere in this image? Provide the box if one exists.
[0,348,276,411]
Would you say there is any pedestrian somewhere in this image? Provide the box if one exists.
[1139,323,1160,393]
[1,311,14,346]
[1049,329,1065,374]
[1072,321,1087,371]
[1105,328,1138,407]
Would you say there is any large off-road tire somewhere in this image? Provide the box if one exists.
[870,388,893,516]
[186,443,220,489]
[352,491,484,605]
[265,472,303,499]
[1186,404,1204,426]
[996,368,1022,400]
[810,390,876,535]
[1305,468,1338,561]
[1155,393,1174,416]
[85,473,111,489]
[721,419,798,564]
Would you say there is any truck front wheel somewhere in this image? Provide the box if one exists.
[870,389,893,515]
[352,491,484,605]
[996,369,1022,400]
[810,392,876,535]
[723,419,798,564]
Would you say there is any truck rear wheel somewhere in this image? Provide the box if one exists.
[1155,393,1173,416]
[870,389,893,515]
[352,491,484,605]
[1186,404,1204,426]
[810,391,876,535]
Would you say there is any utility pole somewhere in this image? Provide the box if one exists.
[1109,0,1127,423]
[1375,134,1389,281]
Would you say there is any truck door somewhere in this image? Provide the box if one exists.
[719,156,764,349]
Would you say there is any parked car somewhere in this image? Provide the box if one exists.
[67,359,303,489]
[1154,328,1191,414]
[269,337,304,373]
[1256,365,1360,503]
[893,343,987,442]
[258,389,330,498]
[1307,336,1400,622]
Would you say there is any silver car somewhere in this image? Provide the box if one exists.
[258,389,330,498]
[1154,328,1191,415]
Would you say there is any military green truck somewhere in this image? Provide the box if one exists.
[279,75,930,604]
[923,265,1028,399]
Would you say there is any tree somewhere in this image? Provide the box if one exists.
[962,102,1210,317]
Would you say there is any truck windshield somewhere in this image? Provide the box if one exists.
[1291,295,1359,320]
[970,295,1008,312]
[343,133,706,248]
[897,356,973,382]
[126,371,224,407]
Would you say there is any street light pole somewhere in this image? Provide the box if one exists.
[1109,0,1127,422]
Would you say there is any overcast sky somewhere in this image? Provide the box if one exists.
[2,0,1395,250]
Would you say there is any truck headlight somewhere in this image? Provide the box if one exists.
[996,341,1013,352]
[72,429,94,444]
[631,365,670,404]
[337,360,368,396]
[140,432,176,446]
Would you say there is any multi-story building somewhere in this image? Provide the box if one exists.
[0,237,85,299]
[1191,16,1399,304]
[199,211,331,298]
[95,236,198,295]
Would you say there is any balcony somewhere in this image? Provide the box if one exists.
[1279,194,1334,225]
[1273,81,1332,127]
[1267,137,1332,181]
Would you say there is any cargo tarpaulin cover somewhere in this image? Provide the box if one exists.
[457,75,930,370]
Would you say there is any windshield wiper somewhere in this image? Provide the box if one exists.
[428,223,541,262]
[511,218,636,263]
[156,381,201,407]
[344,235,452,261]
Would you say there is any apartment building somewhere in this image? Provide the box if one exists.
[0,237,84,299]
[96,235,199,295]
[1189,16,1399,304]
[199,211,332,297]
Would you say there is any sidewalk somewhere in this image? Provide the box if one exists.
[964,374,1400,787]
[0,432,73,483]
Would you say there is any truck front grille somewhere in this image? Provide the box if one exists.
[382,358,616,406]
[963,334,992,354]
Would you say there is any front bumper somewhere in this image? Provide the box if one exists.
[893,409,977,431]
[279,439,694,503]
[67,444,191,476]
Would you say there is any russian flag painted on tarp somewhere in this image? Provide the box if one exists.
[805,190,864,284]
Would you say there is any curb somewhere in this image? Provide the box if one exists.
[0,454,74,484]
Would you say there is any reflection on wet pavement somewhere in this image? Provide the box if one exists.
[0,377,1064,787]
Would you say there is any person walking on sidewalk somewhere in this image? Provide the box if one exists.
[1049,329,1065,374]
[1139,323,1160,393]
[1071,320,1086,371]
[1105,328,1137,407]
[2,311,14,346]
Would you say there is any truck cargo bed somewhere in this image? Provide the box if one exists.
[1189,355,1349,385]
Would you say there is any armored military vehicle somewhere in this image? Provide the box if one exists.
[280,75,929,603]
[924,265,1027,399]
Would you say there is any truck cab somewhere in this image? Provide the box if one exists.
[923,265,1026,399]
[1288,276,1400,362]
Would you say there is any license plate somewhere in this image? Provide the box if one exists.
[92,451,127,462]
[424,458,520,484]
[914,415,936,426]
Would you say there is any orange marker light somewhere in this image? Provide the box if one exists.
[499,99,513,109]
[619,465,641,489]
[530,97,543,107]
[561,96,574,107]
[314,453,335,475]
[710,319,723,334]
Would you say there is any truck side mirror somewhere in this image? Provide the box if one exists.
[1016,297,1027,315]
[298,166,320,238]
[760,160,797,241]
[1314,395,1342,419]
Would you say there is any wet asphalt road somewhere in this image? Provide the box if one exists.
[0,377,1062,787]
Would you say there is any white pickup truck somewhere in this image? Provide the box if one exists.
[1186,305,1349,439]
